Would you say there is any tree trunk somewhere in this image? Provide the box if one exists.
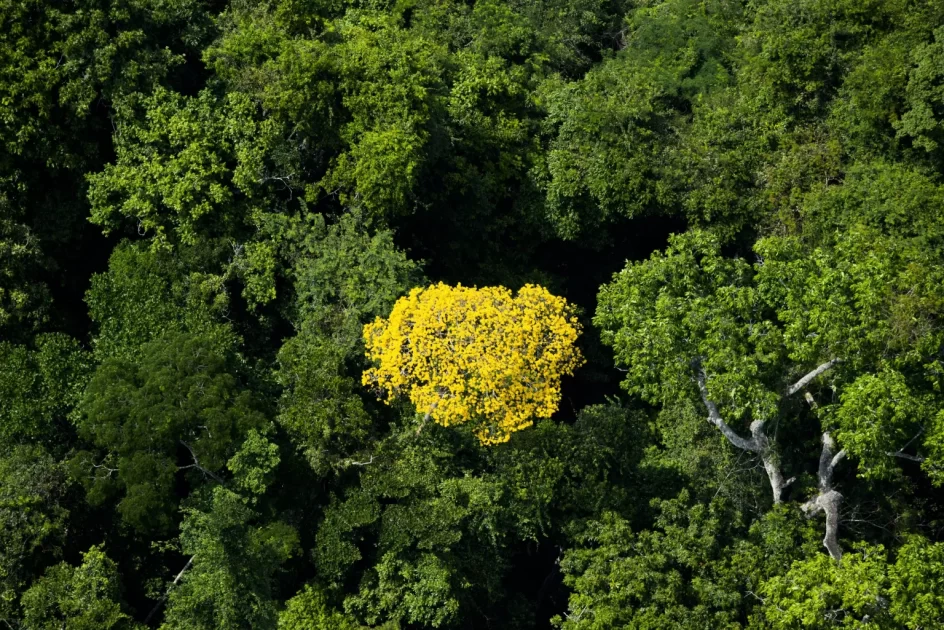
[696,370,793,504]
[801,433,846,562]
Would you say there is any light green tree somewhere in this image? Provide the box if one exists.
[596,205,944,561]
[20,545,138,630]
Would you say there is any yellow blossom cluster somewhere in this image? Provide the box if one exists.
[362,283,584,444]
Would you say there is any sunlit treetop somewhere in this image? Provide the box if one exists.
[362,283,583,445]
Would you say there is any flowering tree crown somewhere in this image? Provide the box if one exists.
[362,283,583,444]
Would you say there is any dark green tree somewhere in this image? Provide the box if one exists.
[0,333,90,448]
[157,430,299,630]
[275,211,422,473]
[73,332,266,533]
[0,445,72,624]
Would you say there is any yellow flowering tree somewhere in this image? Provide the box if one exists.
[362,283,584,444]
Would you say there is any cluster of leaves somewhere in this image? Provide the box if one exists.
[4,0,944,628]
[363,283,583,444]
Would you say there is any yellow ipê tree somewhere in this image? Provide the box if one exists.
[362,283,584,444]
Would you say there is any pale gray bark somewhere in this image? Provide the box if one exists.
[345,456,375,466]
[886,428,926,462]
[694,357,841,507]
[760,445,795,506]
[144,555,195,624]
[696,369,762,453]
[690,358,849,559]
[887,451,925,463]
[179,440,227,486]
[696,369,794,503]
[802,433,846,562]
[786,359,841,396]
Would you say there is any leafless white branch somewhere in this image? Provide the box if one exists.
[144,555,195,624]
[178,441,227,486]
[696,367,791,503]
[787,359,841,396]
[886,428,926,462]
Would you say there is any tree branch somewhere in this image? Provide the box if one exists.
[342,455,375,467]
[179,441,227,486]
[786,359,841,396]
[886,451,926,463]
[761,451,794,505]
[696,367,792,503]
[802,433,846,562]
[818,437,846,492]
[696,368,760,453]
[91,458,118,478]
[144,555,194,624]
[886,428,926,462]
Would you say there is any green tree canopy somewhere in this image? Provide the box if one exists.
[5,0,944,627]
[73,332,266,533]
[159,431,298,630]
[19,545,137,630]
[0,445,73,624]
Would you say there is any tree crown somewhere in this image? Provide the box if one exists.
[362,283,583,444]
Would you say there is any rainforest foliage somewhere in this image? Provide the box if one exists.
[3,0,944,627]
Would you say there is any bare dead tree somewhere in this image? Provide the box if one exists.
[802,432,846,562]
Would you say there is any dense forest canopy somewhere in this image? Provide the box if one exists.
[3,0,944,627]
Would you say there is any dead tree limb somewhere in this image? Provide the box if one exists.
[342,455,375,467]
[887,451,925,463]
[886,428,926,462]
[144,555,195,624]
[179,441,227,486]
